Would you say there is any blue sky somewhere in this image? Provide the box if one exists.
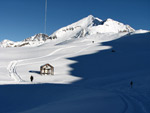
[0,0,149,41]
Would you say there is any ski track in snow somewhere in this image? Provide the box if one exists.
[15,44,93,67]
[7,61,24,82]
[6,46,71,82]
[52,43,94,61]
[6,44,93,82]
[118,95,128,113]
[114,89,149,113]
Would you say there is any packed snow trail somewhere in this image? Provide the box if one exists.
[7,61,24,82]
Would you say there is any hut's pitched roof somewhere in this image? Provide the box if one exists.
[40,64,53,69]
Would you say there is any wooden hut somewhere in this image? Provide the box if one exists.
[40,64,54,75]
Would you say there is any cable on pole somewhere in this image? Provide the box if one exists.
[44,0,47,34]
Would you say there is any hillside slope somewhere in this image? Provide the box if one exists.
[0,32,150,113]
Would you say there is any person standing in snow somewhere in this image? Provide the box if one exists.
[130,81,133,88]
[30,75,34,82]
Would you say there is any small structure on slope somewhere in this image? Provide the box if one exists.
[40,64,54,75]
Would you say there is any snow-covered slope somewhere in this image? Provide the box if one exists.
[0,15,135,48]
[0,39,15,48]
[0,33,55,48]
[0,31,150,113]
[50,15,135,41]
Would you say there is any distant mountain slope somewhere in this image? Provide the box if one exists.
[0,33,55,48]
[0,15,136,48]
[51,15,135,39]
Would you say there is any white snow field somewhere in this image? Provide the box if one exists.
[0,15,150,113]
[0,32,150,113]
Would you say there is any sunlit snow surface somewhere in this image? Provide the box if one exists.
[0,31,150,113]
[0,33,123,84]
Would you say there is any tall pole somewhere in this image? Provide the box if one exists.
[44,0,47,34]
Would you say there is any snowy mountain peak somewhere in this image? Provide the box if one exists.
[0,15,136,48]
[1,39,14,43]
[101,18,135,32]
[51,15,135,40]
[87,14,94,18]
[0,33,54,48]
[70,15,103,28]
[0,39,15,48]
[24,33,50,42]
[105,18,114,21]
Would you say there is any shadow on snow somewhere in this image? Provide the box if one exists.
[0,33,150,113]
[69,33,150,90]
[29,70,40,74]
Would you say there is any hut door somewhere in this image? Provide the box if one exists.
[45,69,48,74]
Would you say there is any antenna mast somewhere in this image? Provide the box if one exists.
[44,0,47,34]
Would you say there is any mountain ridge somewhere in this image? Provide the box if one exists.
[0,15,136,48]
